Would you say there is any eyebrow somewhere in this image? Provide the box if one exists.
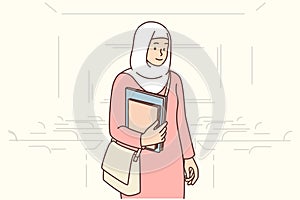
[164,43,169,44]
[153,42,159,44]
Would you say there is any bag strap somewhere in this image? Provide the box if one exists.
[133,149,142,162]
[164,75,171,97]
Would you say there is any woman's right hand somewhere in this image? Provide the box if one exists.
[141,120,168,146]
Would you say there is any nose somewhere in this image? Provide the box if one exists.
[160,48,163,56]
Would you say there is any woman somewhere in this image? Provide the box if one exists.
[109,21,198,198]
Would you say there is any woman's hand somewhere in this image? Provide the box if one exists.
[184,157,199,185]
[141,120,168,146]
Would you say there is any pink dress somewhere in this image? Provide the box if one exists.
[109,70,195,198]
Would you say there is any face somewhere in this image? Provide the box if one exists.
[146,38,169,66]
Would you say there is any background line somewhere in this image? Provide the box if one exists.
[44,2,57,13]
[88,70,90,103]
[58,36,60,98]
[85,153,88,187]
[219,44,222,88]
[61,12,246,16]
[216,47,219,72]
[251,46,253,85]
[256,2,266,11]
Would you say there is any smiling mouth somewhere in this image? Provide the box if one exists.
[155,58,163,61]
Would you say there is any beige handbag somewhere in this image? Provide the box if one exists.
[102,140,142,195]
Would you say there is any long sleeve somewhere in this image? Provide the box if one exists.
[109,73,142,148]
[175,75,195,159]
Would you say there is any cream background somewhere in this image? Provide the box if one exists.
[1,0,300,199]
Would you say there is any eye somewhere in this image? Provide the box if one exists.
[163,48,166,51]
[154,47,157,50]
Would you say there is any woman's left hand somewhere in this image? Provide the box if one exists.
[184,157,199,185]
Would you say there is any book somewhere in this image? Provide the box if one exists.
[125,87,167,153]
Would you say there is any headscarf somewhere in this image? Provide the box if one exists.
[125,21,171,94]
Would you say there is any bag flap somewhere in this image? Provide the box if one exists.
[102,142,135,185]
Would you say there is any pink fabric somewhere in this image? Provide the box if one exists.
[109,71,195,198]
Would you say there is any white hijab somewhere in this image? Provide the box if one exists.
[125,21,171,94]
